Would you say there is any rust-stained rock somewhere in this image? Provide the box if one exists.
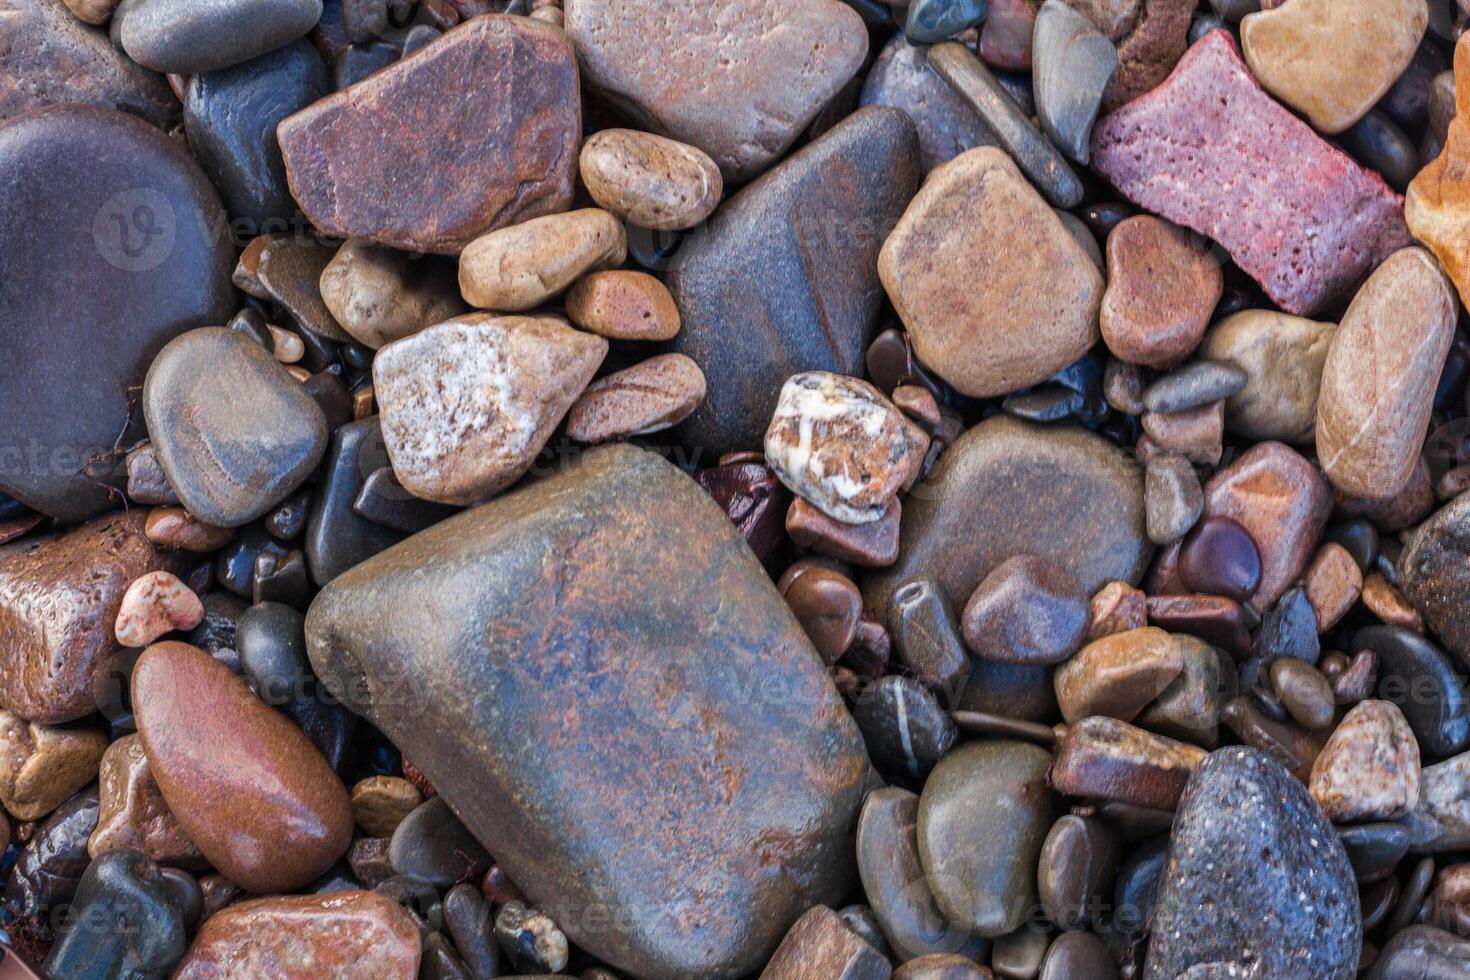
[305,444,870,980]
[1049,716,1206,810]
[173,890,421,979]
[1408,33,1470,311]
[278,15,579,254]
[88,734,207,870]
[0,511,187,724]
[760,905,890,980]
[1053,627,1183,725]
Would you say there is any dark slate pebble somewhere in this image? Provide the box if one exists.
[957,658,1057,723]
[669,106,920,457]
[1037,814,1117,930]
[237,601,311,707]
[888,578,972,697]
[353,467,460,534]
[256,236,353,342]
[305,419,407,586]
[333,39,402,88]
[160,867,204,934]
[1338,109,1418,192]
[1040,931,1118,980]
[216,524,291,598]
[266,489,313,540]
[905,0,989,44]
[1356,624,1470,759]
[960,553,1089,666]
[42,849,185,980]
[388,797,491,889]
[1255,587,1320,664]
[1112,834,1168,934]
[184,40,331,228]
[185,591,248,661]
[121,0,325,74]
[860,34,999,173]
[852,675,958,785]
[252,547,312,608]
[1364,924,1470,980]
[1325,519,1378,571]
[1143,748,1359,980]
[4,786,100,927]
[1337,822,1411,884]
[444,883,500,980]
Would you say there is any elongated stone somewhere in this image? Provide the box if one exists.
[305,445,870,979]
[1091,29,1410,316]
[1033,0,1117,164]
[860,34,999,173]
[1049,716,1205,810]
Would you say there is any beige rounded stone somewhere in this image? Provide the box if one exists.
[350,776,422,839]
[114,570,205,648]
[373,314,608,505]
[1086,581,1147,641]
[878,146,1102,398]
[319,241,467,350]
[1316,247,1456,501]
[62,0,122,24]
[1053,627,1183,725]
[1100,215,1222,369]
[564,270,681,341]
[579,129,723,231]
[458,209,627,312]
[1241,0,1427,134]
[1309,699,1421,823]
[89,733,206,869]
[565,353,707,445]
[143,506,232,553]
[0,709,107,821]
[1199,309,1335,443]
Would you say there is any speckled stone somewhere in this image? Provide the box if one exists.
[578,129,723,231]
[1400,479,1470,671]
[1310,700,1420,823]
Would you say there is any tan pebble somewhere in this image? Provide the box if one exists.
[286,364,311,383]
[267,326,304,364]
[1101,215,1222,369]
[0,710,108,822]
[1140,400,1224,466]
[1087,580,1148,641]
[61,0,122,24]
[1199,309,1335,444]
[458,209,626,311]
[114,571,204,647]
[1303,543,1363,632]
[1054,627,1183,725]
[143,507,232,553]
[890,385,940,429]
[529,4,562,24]
[1309,699,1420,822]
[1429,864,1470,938]
[353,386,376,421]
[319,240,467,350]
[88,733,206,868]
[1362,572,1423,632]
[232,235,274,299]
[564,269,681,341]
[565,353,706,445]
[579,128,723,231]
[350,776,423,838]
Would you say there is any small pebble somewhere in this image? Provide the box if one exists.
[114,571,205,647]
[566,353,707,444]
[458,208,626,311]
[578,129,723,230]
[564,270,682,341]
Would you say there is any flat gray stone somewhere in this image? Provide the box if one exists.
[1033,0,1118,164]
[121,0,323,74]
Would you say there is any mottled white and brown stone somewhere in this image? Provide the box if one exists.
[1310,699,1421,822]
[114,571,204,648]
[0,709,107,821]
[578,129,723,230]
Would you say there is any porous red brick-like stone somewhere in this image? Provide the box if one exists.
[1090,29,1410,317]
[278,15,579,255]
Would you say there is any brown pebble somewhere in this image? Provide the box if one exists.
[894,954,994,979]
[482,863,524,906]
[143,507,232,553]
[1139,400,1224,466]
[565,353,707,444]
[350,776,423,839]
[760,904,893,980]
[564,270,682,341]
[232,234,273,299]
[1333,650,1378,704]
[1087,581,1148,640]
[1362,572,1424,631]
[88,733,206,869]
[1049,716,1207,811]
[1303,542,1364,632]
[1054,627,1183,725]
[1268,658,1336,731]
[113,570,204,647]
[578,128,723,230]
[1309,699,1420,822]
[778,561,863,665]
[458,209,626,311]
[786,496,901,568]
[962,554,1090,665]
[892,384,941,429]
[1101,215,1222,369]
[1103,358,1145,415]
[1429,864,1470,938]
[0,710,107,822]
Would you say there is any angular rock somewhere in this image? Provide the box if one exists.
[578,129,723,231]
[1144,748,1360,980]
[1033,0,1117,164]
[1316,248,1455,501]
[1090,30,1412,317]
[1101,216,1221,370]
[1049,716,1206,810]
[305,418,407,586]
[1136,634,1234,747]
[669,106,920,457]
[4,785,99,926]
[173,891,421,979]
[0,710,108,821]
[879,146,1101,398]
[0,0,176,127]
[120,0,322,74]
[961,554,1089,666]
[865,416,1150,626]
[1144,452,1202,546]
[42,849,186,980]
[373,314,606,506]
[0,511,187,724]
[319,242,466,350]
[305,445,871,979]
[1199,310,1335,443]
[1401,492,1470,670]
[144,328,330,528]
[0,105,234,521]
[257,236,352,342]
[133,642,354,894]
[1310,700,1421,823]
[761,905,891,980]
[1054,627,1182,724]
[1241,0,1426,134]
[1407,34,1470,311]
[279,15,580,254]
[88,734,207,869]
[860,34,999,173]
[563,0,867,181]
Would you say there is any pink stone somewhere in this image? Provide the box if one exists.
[1090,29,1410,317]
[113,572,204,648]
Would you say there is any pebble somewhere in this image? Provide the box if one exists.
[578,129,723,231]
[120,0,322,73]
[789,497,902,568]
[1054,626,1183,724]
[1401,748,1470,852]
[1256,586,1320,663]
[1268,658,1336,731]
[761,904,890,979]
[4,785,99,926]
[1038,814,1117,930]
[1090,30,1411,316]
[979,0,1036,69]
[1139,400,1224,466]
[126,445,181,507]
[1310,699,1422,822]
[279,16,579,254]
[1198,309,1335,443]
[0,106,234,521]
[894,956,993,979]
[1137,634,1235,747]
[1339,822,1411,883]
[1049,717,1206,811]
[1317,248,1456,501]
[1240,0,1427,134]
[888,578,971,692]
[1365,925,1470,980]
[1101,0,1194,109]
[1144,453,1202,545]
[764,372,923,524]
[256,236,352,342]
[372,314,607,505]
[917,740,1055,938]
[926,43,1085,208]
[318,241,467,350]
[1401,490,1470,668]
[1039,932,1116,980]
[1176,516,1261,603]
[853,675,958,782]
[1101,217,1220,369]
[904,0,988,42]
[305,418,408,586]
[1142,361,1248,414]
[960,555,1090,666]
[458,209,627,312]
[860,35,1000,173]
[564,270,681,342]
[0,710,106,822]
[389,796,490,888]
[183,40,330,228]
[865,416,1150,621]
[1032,0,1117,164]
[694,457,790,566]
[1201,441,1332,611]
[1356,624,1470,760]
[1362,572,1423,632]
[350,776,423,839]
[88,734,206,869]
[144,328,329,527]
[1408,35,1470,309]
[566,354,707,445]
[114,571,205,648]
[173,890,421,979]
[991,929,1049,979]
[1088,581,1149,640]
[42,849,187,980]
[133,641,353,894]
[1144,748,1360,979]
[0,0,175,127]
[879,146,1101,398]
[1341,110,1419,193]
[0,511,187,723]
[444,883,500,979]
[564,0,867,180]
[304,445,869,979]
[669,106,920,457]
